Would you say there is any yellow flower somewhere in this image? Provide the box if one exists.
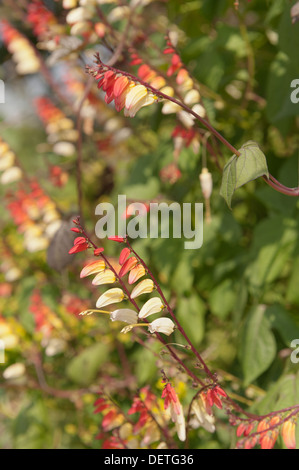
[131,279,154,299]
[138,297,164,319]
[96,288,125,308]
[124,85,157,118]
[92,269,116,285]
[80,260,105,278]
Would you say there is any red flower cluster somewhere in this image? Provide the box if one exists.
[29,289,53,336]
[162,382,181,415]
[35,97,66,127]
[6,181,50,230]
[234,414,297,449]
[128,386,157,433]
[204,385,227,410]
[26,0,56,38]
[163,39,183,77]
[160,162,181,184]
[49,165,68,187]
[172,125,198,148]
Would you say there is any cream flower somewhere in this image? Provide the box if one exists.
[190,398,215,433]
[148,317,175,336]
[110,308,138,324]
[124,85,157,118]
[3,363,26,380]
[96,288,125,308]
[0,167,22,184]
[131,279,154,299]
[92,269,116,285]
[80,260,105,278]
[138,297,164,319]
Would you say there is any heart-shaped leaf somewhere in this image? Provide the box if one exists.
[220,141,269,208]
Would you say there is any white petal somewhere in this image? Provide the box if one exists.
[1,166,22,184]
[184,89,200,106]
[131,279,154,299]
[92,269,116,285]
[148,317,175,336]
[110,309,138,324]
[3,363,25,380]
[138,297,164,319]
[0,151,15,171]
[96,288,124,308]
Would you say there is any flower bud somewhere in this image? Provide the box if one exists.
[199,168,213,199]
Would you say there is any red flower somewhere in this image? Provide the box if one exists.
[206,385,227,410]
[108,236,125,242]
[118,256,138,278]
[162,383,181,415]
[69,237,89,254]
[94,247,104,256]
[119,247,131,265]
[167,54,182,77]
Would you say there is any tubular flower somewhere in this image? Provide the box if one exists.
[237,421,255,438]
[87,59,159,117]
[148,318,175,336]
[92,269,116,286]
[96,288,125,308]
[243,436,258,449]
[138,297,164,319]
[131,279,154,299]
[199,168,213,200]
[69,238,89,254]
[107,236,125,242]
[128,264,146,284]
[118,256,138,278]
[190,393,216,433]
[281,419,296,449]
[258,416,280,449]
[110,309,138,324]
[80,259,105,278]
[205,385,227,410]
[119,247,131,265]
[162,383,186,442]
[124,85,157,118]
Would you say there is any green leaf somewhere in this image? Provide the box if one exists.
[176,294,206,346]
[286,256,299,306]
[255,372,299,415]
[220,141,269,208]
[219,154,237,209]
[265,304,299,346]
[235,141,269,189]
[240,305,276,385]
[245,217,297,292]
[66,343,109,386]
[209,279,237,320]
[266,52,299,133]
